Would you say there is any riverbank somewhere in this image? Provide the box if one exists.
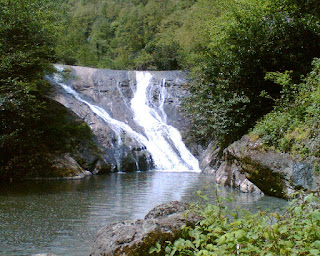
[199,135,319,199]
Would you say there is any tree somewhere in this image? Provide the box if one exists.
[0,0,56,180]
[186,0,320,148]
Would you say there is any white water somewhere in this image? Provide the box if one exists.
[131,72,200,172]
[53,66,200,172]
[52,66,149,146]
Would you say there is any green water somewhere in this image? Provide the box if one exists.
[0,172,286,256]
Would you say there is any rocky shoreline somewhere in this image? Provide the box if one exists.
[90,201,199,256]
[199,135,319,198]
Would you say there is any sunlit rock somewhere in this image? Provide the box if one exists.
[90,201,200,256]
[202,135,317,198]
[48,65,199,172]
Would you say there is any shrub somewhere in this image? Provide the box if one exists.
[150,191,320,255]
[253,58,320,164]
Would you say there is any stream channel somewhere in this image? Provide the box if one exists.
[0,171,286,256]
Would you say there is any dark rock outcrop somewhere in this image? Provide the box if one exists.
[44,101,111,179]
[201,135,318,198]
[90,201,200,256]
[199,141,221,173]
[15,98,111,180]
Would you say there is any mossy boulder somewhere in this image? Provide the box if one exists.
[90,201,201,256]
[216,135,317,198]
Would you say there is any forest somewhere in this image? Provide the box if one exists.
[1,0,319,175]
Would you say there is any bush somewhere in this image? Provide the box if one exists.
[150,191,320,255]
[0,0,98,181]
[253,58,320,165]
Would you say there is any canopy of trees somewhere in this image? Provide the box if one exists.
[184,0,320,147]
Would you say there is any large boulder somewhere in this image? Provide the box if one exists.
[202,135,318,198]
[90,201,200,256]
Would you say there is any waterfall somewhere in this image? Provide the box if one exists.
[52,65,200,172]
[131,72,200,172]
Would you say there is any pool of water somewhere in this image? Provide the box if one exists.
[0,172,287,256]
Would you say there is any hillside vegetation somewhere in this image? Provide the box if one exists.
[150,191,320,255]
[253,58,320,173]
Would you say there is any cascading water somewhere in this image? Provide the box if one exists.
[52,65,200,172]
[131,72,200,171]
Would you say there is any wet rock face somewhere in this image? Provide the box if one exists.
[49,66,192,172]
[90,201,201,256]
[201,135,317,198]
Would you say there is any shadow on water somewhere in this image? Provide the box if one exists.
[0,172,287,256]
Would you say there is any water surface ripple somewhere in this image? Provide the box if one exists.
[0,172,286,256]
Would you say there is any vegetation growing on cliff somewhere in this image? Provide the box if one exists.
[150,192,320,255]
[1,0,319,179]
[253,58,320,172]
[183,0,320,148]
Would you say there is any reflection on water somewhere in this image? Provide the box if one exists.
[0,172,287,256]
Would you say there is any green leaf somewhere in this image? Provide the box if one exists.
[311,210,320,221]
[235,230,246,240]
[310,249,320,255]
[206,244,215,251]
[217,235,226,245]
[149,242,162,253]
[279,226,288,234]
[284,241,294,248]
[312,240,320,249]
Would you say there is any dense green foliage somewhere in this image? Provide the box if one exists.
[58,0,320,147]
[55,0,320,149]
[55,0,197,70]
[0,0,96,180]
[52,0,320,150]
[253,58,320,172]
[184,0,320,147]
[55,0,229,71]
[150,192,320,255]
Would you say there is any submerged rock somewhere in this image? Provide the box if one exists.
[90,201,200,256]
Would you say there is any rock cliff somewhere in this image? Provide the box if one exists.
[48,65,194,172]
[32,100,111,179]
